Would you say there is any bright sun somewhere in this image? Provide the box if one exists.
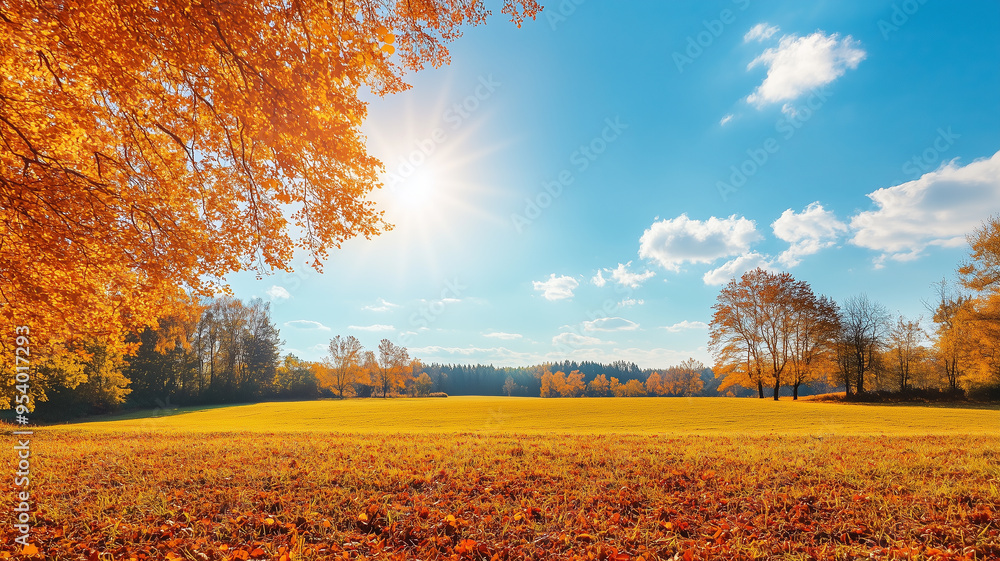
[391,164,440,215]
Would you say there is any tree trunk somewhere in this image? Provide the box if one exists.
[773,378,780,400]
[793,383,799,400]
[757,380,764,399]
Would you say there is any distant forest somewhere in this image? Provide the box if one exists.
[422,361,833,399]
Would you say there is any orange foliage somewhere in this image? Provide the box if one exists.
[540,369,585,397]
[0,0,539,401]
[710,268,838,399]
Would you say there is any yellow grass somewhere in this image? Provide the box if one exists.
[46,396,1000,436]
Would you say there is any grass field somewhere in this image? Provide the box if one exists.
[48,396,1000,435]
[5,398,999,560]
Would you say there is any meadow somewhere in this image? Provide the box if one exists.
[4,397,999,560]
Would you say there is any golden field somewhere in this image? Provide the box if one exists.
[47,396,1000,436]
[4,398,998,560]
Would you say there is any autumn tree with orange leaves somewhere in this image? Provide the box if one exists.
[709,268,839,400]
[937,216,1000,392]
[0,0,539,408]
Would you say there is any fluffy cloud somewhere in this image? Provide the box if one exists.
[662,320,709,333]
[639,214,762,271]
[266,285,290,300]
[609,262,656,288]
[583,317,640,332]
[772,202,848,267]
[592,262,656,288]
[617,298,644,308]
[850,151,1000,263]
[744,23,779,43]
[285,320,331,331]
[363,298,400,312]
[348,324,396,332]
[552,332,609,348]
[533,274,580,301]
[483,331,523,340]
[702,252,777,286]
[720,114,734,126]
[746,31,865,106]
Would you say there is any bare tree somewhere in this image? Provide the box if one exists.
[888,316,925,393]
[503,375,518,396]
[841,294,891,395]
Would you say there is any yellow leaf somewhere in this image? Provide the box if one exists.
[21,545,39,556]
[381,45,395,55]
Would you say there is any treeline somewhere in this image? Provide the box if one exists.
[708,217,1000,401]
[34,296,292,418]
[539,358,708,397]
[420,360,646,397]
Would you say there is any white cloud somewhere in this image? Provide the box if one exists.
[720,114,734,126]
[850,151,1000,263]
[552,332,609,348]
[702,252,777,286]
[266,285,290,300]
[363,298,400,312]
[583,317,640,332]
[609,262,656,288]
[639,214,762,271]
[746,31,865,106]
[348,324,396,332]
[533,274,580,301]
[662,320,710,333]
[772,202,848,267]
[744,23,780,43]
[285,320,331,331]
[483,331,523,341]
[591,270,607,287]
[617,298,644,308]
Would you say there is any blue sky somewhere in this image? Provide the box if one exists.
[229,0,1000,368]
